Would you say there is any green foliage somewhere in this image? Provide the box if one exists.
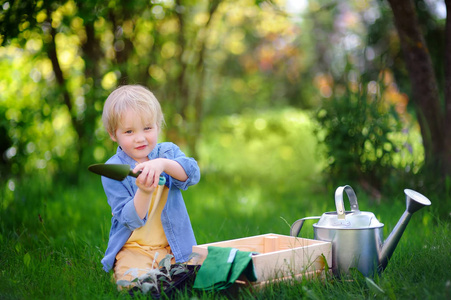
[0,42,80,179]
[314,74,423,196]
[0,0,314,181]
[199,108,323,194]
[0,0,445,193]
[0,0,44,46]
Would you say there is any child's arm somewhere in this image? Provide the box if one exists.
[102,175,148,230]
[133,158,187,188]
[132,158,186,219]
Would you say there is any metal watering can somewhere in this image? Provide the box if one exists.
[290,185,431,277]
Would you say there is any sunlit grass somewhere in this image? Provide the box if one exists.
[1,109,450,299]
[1,174,449,299]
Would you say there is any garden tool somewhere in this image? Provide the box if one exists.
[88,163,167,218]
[290,185,431,277]
[88,163,165,185]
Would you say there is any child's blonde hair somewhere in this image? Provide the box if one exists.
[102,85,165,137]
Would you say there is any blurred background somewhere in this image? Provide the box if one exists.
[0,0,450,236]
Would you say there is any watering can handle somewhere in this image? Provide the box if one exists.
[290,216,321,237]
[335,185,359,220]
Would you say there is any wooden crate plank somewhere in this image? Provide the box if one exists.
[191,233,332,284]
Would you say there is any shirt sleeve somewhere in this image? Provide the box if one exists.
[101,175,146,231]
[159,142,201,191]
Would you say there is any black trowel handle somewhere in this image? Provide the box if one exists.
[129,169,166,185]
[88,163,165,184]
[128,169,141,178]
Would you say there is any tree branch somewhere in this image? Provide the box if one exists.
[47,15,73,115]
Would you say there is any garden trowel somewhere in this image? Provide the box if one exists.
[88,163,166,185]
[88,163,139,181]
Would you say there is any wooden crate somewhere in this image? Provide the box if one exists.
[191,233,331,284]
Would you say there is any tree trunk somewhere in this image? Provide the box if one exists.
[444,0,451,178]
[387,0,447,178]
[46,8,81,157]
[172,0,221,158]
[79,19,104,166]
[188,0,221,158]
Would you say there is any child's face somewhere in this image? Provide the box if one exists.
[110,109,159,163]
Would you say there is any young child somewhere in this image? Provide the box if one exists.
[100,84,200,284]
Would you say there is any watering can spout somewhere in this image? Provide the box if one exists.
[378,189,431,271]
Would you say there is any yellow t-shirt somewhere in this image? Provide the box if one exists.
[123,185,169,248]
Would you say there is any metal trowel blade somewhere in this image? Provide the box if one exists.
[88,163,138,181]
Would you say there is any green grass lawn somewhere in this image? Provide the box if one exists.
[0,171,450,300]
[1,110,450,299]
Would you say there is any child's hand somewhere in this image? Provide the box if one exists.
[133,159,165,192]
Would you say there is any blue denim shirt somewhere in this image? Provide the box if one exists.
[100,142,200,272]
